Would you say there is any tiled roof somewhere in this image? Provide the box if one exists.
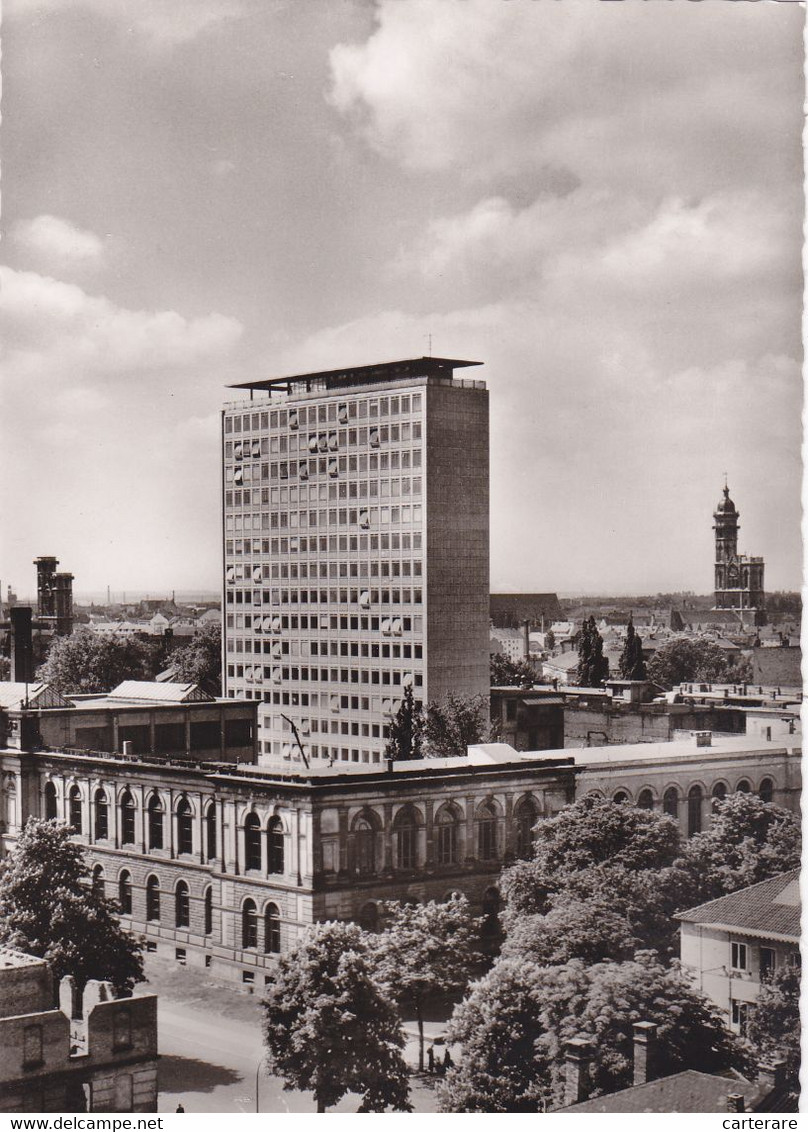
[564,1071,758,1113]
[676,869,800,940]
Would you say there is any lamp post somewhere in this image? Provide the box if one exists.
[256,1059,263,1113]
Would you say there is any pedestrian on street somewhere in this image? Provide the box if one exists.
[427,1045,435,1074]
[176,1105,185,1113]
[443,1049,453,1073]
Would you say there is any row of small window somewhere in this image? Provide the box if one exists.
[229,664,422,689]
[227,425,423,463]
[327,799,541,876]
[231,639,423,660]
[226,588,424,610]
[268,710,415,737]
[228,465,424,496]
[267,743,383,763]
[227,532,423,557]
[227,612,422,634]
[226,505,424,533]
[728,940,796,977]
[225,393,423,435]
[257,691,395,715]
[230,562,424,585]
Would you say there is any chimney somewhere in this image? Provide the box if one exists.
[564,1037,595,1105]
[632,1021,657,1085]
[694,730,712,748]
[726,1093,745,1113]
[523,619,530,659]
[10,606,34,683]
[757,1059,786,1093]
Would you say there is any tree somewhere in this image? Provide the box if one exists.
[37,627,153,694]
[747,965,800,1098]
[439,952,746,1112]
[500,794,683,922]
[544,629,556,652]
[490,652,536,688]
[647,637,751,688]
[384,683,423,761]
[576,617,609,687]
[262,921,411,1113]
[500,894,638,967]
[372,896,482,1071]
[170,622,222,692]
[618,616,647,680]
[676,793,801,904]
[422,693,489,758]
[0,819,144,996]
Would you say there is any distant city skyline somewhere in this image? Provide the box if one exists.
[1,1,802,595]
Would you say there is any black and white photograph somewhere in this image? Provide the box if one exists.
[0,0,802,1118]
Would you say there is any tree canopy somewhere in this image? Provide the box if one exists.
[747,965,800,1098]
[384,683,423,761]
[37,627,157,694]
[576,617,609,687]
[169,622,222,693]
[490,652,536,688]
[440,952,745,1112]
[647,637,751,688]
[0,819,144,995]
[676,792,801,904]
[262,921,411,1113]
[422,693,489,758]
[371,896,481,1069]
[618,616,647,680]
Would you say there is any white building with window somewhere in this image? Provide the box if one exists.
[221,357,490,768]
[676,869,800,1034]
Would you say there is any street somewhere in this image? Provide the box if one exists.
[143,958,444,1114]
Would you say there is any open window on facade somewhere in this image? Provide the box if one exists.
[175,880,190,929]
[435,805,460,865]
[267,817,284,874]
[120,789,136,844]
[146,876,160,922]
[477,802,499,861]
[176,797,193,855]
[147,795,164,850]
[244,813,261,871]
[68,785,82,834]
[514,797,539,859]
[394,807,419,870]
[242,899,258,949]
[44,781,58,821]
[119,870,132,915]
[265,903,281,953]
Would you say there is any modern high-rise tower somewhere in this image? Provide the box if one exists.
[713,484,766,625]
[221,357,490,766]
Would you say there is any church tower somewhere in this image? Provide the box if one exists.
[713,484,766,625]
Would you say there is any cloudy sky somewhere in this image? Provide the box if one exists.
[1,0,803,599]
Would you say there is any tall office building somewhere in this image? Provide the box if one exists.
[221,357,489,766]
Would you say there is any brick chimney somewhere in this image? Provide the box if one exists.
[9,606,34,683]
[726,1093,745,1112]
[632,1021,658,1085]
[564,1037,595,1106]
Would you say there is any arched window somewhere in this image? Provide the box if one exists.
[264,903,281,954]
[203,887,213,935]
[147,795,164,851]
[118,870,132,915]
[242,899,258,949]
[663,787,679,820]
[175,881,190,929]
[176,798,193,856]
[394,808,419,870]
[267,817,284,875]
[44,781,58,821]
[613,790,630,805]
[737,779,751,794]
[146,876,160,922]
[436,806,459,865]
[244,813,261,871]
[514,797,539,860]
[120,790,136,845]
[359,902,378,932]
[759,777,774,803]
[477,802,498,861]
[687,785,703,837]
[353,817,376,875]
[68,786,82,834]
[92,864,105,898]
[205,803,217,860]
[637,789,654,811]
[711,782,727,810]
[94,789,109,841]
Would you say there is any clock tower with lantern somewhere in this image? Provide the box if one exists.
[713,483,766,626]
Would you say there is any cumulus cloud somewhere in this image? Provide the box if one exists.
[13,215,105,268]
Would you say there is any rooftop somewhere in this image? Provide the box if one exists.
[84,681,215,705]
[676,868,800,941]
[563,1070,759,1113]
[226,356,482,395]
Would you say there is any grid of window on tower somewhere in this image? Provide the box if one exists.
[223,389,427,764]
